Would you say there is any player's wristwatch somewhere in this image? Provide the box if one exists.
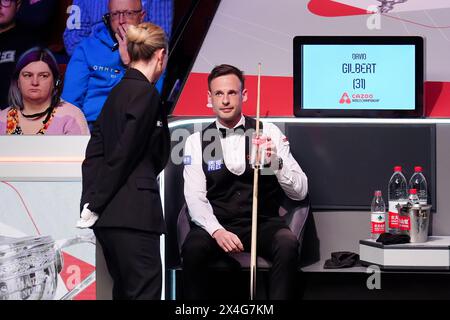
[277,157,284,170]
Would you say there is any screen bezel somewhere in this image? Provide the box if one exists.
[293,36,424,118]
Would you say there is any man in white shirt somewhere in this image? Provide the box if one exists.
[182,64,308,300]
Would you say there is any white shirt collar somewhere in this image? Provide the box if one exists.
[215,115,245,130]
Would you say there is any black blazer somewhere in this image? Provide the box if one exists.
[81,68,170,234]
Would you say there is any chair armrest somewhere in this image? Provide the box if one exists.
[177,203,191,254]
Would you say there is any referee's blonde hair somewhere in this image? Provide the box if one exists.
[127,22,168,62]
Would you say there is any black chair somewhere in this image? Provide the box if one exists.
[176,195,311,295]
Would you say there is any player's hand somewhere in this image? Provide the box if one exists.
[212,229,244,253]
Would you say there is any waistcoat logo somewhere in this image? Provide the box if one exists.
[183,155,191,165]
[207,159,223,172]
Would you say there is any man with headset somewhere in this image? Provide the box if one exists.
[63,0,172,56]
[62,0,166,131]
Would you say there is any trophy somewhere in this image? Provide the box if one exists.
[0,234,95,300]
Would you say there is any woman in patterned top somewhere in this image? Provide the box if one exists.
[0,47,89,135]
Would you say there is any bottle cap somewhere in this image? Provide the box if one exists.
[414,166,423,172]
[409,189,417,194]
[394,166,402,172]
[374,190,382,196]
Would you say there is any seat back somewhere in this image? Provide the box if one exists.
[279,195,310,259]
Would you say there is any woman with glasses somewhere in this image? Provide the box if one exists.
[0,47,89,135]
[0,0,19,8]
[78,22,169,300]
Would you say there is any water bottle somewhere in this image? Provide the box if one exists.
[370,190,386,239]
[399,189,420,235]
[407,188,420,205]
[387,166,408,234]
[409,166,428,205]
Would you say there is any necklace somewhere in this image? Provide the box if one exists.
[20,106,54,124]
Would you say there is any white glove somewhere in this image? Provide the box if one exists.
[76,203,99,229]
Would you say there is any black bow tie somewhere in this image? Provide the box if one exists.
[218,125,245,138]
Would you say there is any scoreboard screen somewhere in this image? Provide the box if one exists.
[293,36,423,118]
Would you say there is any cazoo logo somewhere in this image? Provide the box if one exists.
[340,92,380,104]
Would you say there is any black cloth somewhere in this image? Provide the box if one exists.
[376,232,410,245]
[82,68,170,234]
[94,227,162,300]
[182,225,299,300]
[0,26,40,109]
[324,251,360,269]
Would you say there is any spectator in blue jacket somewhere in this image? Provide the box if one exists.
[62,0,167,128]
[64,0,172,56]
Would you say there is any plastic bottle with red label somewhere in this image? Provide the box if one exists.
[409,166,428,205]
[387,166,408,234]
[370,190,386,239]
[399,189,420,235]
